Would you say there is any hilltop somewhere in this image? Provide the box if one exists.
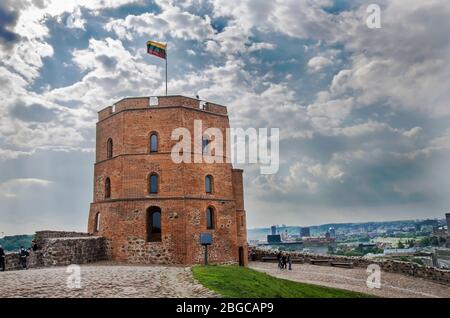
[0,235,34,252]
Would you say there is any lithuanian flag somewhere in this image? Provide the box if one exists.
[147,40,167,59]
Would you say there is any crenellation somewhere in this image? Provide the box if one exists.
[97,96,228,122]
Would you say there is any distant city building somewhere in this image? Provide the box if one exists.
[281,230,288,241]
[446,213,450,232]
[329,227,336,238]
[433,227,447,239]
[384,247,417,256]
[358,243,377,251]
[267,234,281,244]
[303,236,335,244]
[300,227,310,237]
[270,225,277,235]
[446,213,450,248]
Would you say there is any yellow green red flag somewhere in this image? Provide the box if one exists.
[147,40,167,59]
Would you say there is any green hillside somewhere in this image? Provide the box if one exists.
[0,235,34,252]
[193,265,372,298]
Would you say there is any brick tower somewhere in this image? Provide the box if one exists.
[88,96,247,265]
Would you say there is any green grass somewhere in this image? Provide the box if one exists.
[192,265,373,298]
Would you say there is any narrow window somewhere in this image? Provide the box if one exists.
[107,138,113,159]
[105,177,111,199]
[150,133,158,152]
[147,206,162,242]
[149,173,159,194]
[94,212,101,232]
[206,207,214,229]
[202,136,210,154]
[205,175,213,193]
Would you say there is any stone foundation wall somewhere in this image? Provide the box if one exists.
[3,232,110,271]
[123,237,176,265]
[40,236,108,267]
[5,251,41,271]
[249,247,450,285]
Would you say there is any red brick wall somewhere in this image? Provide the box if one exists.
[89,96,247,265]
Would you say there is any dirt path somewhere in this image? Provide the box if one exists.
[0,263,217,298]
[249,261,450,298]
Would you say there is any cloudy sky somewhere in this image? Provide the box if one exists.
[0,0,449,235]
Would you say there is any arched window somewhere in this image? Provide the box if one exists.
[205,175,213,194]
[94,212,101,232]
[147,206,162,242]
[105,177,111,199]
[149,173,159,194]
[202,136,210,154]
[107,138,113,159]
[206,207,215,229]
[150,133,158,152]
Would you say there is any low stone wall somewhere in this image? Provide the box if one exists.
[40,236,108,267]
[249,247,450,285]
[34,231,91,248]
[5,251,41,271]
[4,232,110,271]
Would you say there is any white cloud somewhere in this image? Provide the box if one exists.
[247,42,276,52]
[66,7,86,30]
[47,37,161,109]
[403,127,423,139]
[0,178,53,198]
[0,148,33,161]
[307,97,354,130]
[105,4,215,41]
[307,56,332,72]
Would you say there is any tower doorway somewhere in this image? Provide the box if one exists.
[238,246,245,266]
[147,206,162,242]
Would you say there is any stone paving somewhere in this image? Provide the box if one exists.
[0,263,217,298]
[2,262,448,298]
[249,261,450,298]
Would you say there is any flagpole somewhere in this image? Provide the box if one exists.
[165,50,168,96]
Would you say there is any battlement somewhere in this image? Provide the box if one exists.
[98,95,228,121]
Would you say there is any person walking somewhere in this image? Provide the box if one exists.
[287,255,292,270]
[0,245,5,272]
[277,251,283,269]
[281,255,287,269]
[19,246,29,270]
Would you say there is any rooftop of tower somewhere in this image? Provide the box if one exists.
[98,95,228,121]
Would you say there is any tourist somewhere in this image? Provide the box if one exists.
[19,246,29,270]
[277,251,283,269]
[281,255,287,269]
[0,245,5,272]
[287,255,292,270]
